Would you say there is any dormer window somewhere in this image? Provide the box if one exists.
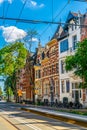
[72,35,77,50]
[75,23,77,29]
[47,51,49,58]
[51,46,55,53]
[42,52,45,60]
[37,59,40,64]
[72,24,74,31]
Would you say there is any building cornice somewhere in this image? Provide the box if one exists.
[34,65,41,70]
[41,74,59,80]
[47,39,57,46]
[41,57,49,64]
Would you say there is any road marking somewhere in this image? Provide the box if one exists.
[0,109,42,130]
[14,117,42,130]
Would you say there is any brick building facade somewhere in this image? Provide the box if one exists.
[16,11,87,106]
[34,39,59,104]
[16,52,36,102]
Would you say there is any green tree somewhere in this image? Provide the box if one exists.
[65,38,87,88]
[0,41,27,101]
[23,29,38,51]
[23,29,38,103]
[4,75,15,101]
[0,86,3,96]
[0,41,27,76]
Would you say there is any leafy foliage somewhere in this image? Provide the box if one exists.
[65,38,87,88]
[23,29,38,51]
[0,86,3,96]
[0,42,27,76]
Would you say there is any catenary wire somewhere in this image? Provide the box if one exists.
[53,0,70,21]
[5,0,27,45]
[38,0,71,41]
[2,1,5,25]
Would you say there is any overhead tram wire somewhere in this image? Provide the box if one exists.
[53,0,70,21]
[1,0,87,46]
[2,1,5,25]
[6,0,27,44]
[74,0,87,2]
[37,0,71,40]
[38,0,54,40]
[38,0,54,39]
[2,0,12,26]
[2,1,6,47]
[52,0,53,22]
[2,1,11,47]
[5,3,10,18]
[0,17,87,27]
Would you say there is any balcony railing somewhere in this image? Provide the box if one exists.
[67,47,76,55]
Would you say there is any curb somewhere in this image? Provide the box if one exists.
[21,107,87,128]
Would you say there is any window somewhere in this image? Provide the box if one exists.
[37,59,40,64]
[75,23,77,29]
[56,63,58,73]
[60,39,68,53]
[38,88,41,95]
[35,70,41,79]
[72,35,77,50]
[47,51,49,58]
[55,80,58,94]
[80,90,81,98]
[66,80,70,93]
[51,46,55,53]
[52,65,54,73]
[43,68,46,76]
[61,80,65,93]
[72,24,74,31]
[72,83,74,89]
[75,83,78,88]
[42,52,45,60]
[86,89,87,94]
[72,91,74,98]
[35,70,38,79]
[38,70,41,78]
[44,83,48,95]
[61,60,65,74]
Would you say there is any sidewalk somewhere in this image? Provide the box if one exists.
[0,116,17,130]
[21,105,87,128]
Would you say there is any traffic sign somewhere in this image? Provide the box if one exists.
[17,89,22,96]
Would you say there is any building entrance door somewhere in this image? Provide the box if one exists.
[75,90,79,103]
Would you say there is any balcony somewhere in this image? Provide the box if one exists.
[67,47,75,55]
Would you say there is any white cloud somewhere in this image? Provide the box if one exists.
[31,0,37,7]
[32,37,38,42]
[0,0,13,4]
[0,0,4,4]
[22,0,44,9]
[39,3,44,8]
[8,0,13,4]
[0,26,27,43]
[28,37,38,42]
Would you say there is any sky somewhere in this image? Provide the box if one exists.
[0,0,87,49]
[0,0,87,89]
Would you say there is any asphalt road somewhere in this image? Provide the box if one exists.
[0,101,87,130]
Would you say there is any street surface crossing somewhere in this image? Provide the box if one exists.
[0,101,87,130]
